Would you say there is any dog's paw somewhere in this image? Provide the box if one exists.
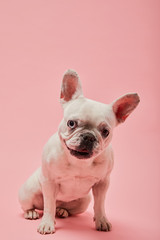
[56,207,69,218]
[37,220,55,234]
[94,216,112,232]
[24,210,39,220]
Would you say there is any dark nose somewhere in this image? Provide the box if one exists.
[82,133,96,143]
[78,133,96,153]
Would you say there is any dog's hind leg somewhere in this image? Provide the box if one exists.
[18,168,43,219]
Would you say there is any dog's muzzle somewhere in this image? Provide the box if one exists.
[67,133,97,159]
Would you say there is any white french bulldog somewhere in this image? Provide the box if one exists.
[18,70,140,234]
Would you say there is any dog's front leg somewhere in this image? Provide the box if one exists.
[92,176,112,232]
[37,180,58,234]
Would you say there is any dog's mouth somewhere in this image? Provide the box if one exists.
[66,146,93,159]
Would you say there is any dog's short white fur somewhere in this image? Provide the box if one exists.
[19,70,140,234]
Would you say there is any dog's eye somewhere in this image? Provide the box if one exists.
[102,129,109,138]
[67,120,77,129]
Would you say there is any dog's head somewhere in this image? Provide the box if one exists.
[58,70,140,160]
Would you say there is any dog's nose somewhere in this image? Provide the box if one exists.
[78,133,96,153]
[82,133,96,143]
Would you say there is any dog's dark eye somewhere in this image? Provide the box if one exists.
[67,120,77,129]
[102,129,109,138]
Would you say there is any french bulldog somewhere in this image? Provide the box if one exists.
[18,70,140,234]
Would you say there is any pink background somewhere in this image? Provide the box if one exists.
[0,0,159,239]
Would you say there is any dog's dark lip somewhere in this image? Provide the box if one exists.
[66,145,93,159]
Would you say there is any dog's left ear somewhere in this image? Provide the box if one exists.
[60,69,83,104]
[112,93,140,124]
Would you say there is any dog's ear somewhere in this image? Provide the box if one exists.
[60,69,83,104]
[112,93,140,124]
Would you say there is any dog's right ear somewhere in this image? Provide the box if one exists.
[60,69,83,105]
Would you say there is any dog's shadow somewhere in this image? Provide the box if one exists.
[56,211,94,231]
[56,212,145,240]
[19,211,141,240]
[55,212,125,240]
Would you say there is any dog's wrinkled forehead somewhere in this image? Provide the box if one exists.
[63,98,115,128]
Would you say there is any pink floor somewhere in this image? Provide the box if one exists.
[0,1,160,239]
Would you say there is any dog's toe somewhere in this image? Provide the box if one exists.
[95,216,112,232]
[24,210,39,220]
[37,221,55,234]
[56,208,69,218]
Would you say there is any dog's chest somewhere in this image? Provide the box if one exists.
[54,162,107,201]
[57,175,99,201]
